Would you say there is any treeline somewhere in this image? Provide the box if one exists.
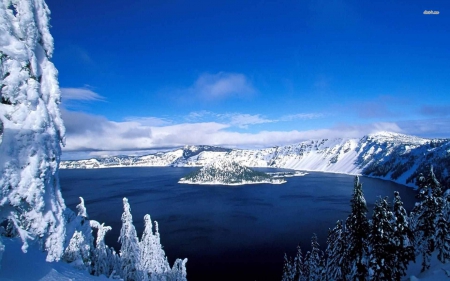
[282,166,450,281]
[62,197,187,281]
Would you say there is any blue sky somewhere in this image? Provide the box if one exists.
[44,0,450,158]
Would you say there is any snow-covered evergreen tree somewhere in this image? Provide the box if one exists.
[62,197,94,271]
[169,258,188,281]
[282,246,306,281]
[282,253,296,281]
[293,245,305,281]
[140,214,171,280]
[368,197,396,280]
[304,233,323,281]
[413,166,443,271]
[90,220,116,277]
[392,191,415,280]
[63,230,91,270]
[0,0,66,261]
[345,176,369,281]
[436,188,450,264]
[325,220,347,281]
[119,197,143,281]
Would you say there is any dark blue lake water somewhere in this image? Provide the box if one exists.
[59,167,418,281]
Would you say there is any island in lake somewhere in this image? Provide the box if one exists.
[178,159,306,185]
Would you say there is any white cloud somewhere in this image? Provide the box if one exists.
[124,116,173,126]
[61,87,105,101]
[280,113,324,121]
[184,111,323,129]
[62,109,152,151]
[61,107,450,155]
[189,72,256,100]
[224,113,274,128]
[184,110,213,121]
[183,111,274,128]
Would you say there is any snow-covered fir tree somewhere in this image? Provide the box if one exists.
[63,197,95,272]
[0,0,66,261]
[281,254,296,281]
[345,176,369,281]
[392,191,415,280]
[413,166,443,271]
[140,214,171,280]
[304,233,323,281]
[325,220,347,281]
[119,197,144,281]
[293,245,305,281]
[282,245,306,281]
[169,258,188,281]
[436,188,450,263]
[63,230,91,270]
[90,220,120,277]
[368,197,396,280]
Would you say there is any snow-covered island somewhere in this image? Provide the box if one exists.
[179,159,287,185]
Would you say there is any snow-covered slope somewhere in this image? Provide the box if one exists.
[179,159,285,185]
[61,132,450,187]
[0,238,109,281]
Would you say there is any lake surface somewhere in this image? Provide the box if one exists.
[59,167,418,281]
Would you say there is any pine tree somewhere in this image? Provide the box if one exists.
[326,220,347,281]
[91,221,114,277]
[368,197,395,280]
[293,245,305,281]
[304,233,323,281]
[119,197,143,281]
[282,253,295,281]
[63,231,91,270]
[62,197,94,271]
[435,189,450,264]
[392,191,415,280]
[413,166,443,271]
[140,214,170,280]
[345,176,369,281]
[170,258,188,281]
[0,0,66,261]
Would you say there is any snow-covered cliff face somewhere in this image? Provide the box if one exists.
[0,0,66,261]
[61,132,450,187]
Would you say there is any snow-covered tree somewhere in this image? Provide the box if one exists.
[63,230,92,270]
[282,246,305,281]
[293,245,305,281]
[345,176,369,281]
[169,258,188,281]
[62,197,95,271]
[436,188,450,264]
[0,0,66,261]
[140,214,170,280]
[368,197,396,280]
[90,220,121,277]
[282,254,295,281]
[413,166,443,271]
[119,197,143,281]
[325,220,347,281]
[304,233,323,281]
[392,191,415,280]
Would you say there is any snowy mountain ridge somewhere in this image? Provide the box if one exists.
[61,132,450,187]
